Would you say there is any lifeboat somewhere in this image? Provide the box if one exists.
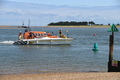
[13,29,74,45]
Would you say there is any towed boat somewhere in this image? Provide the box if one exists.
[13,29,74,45]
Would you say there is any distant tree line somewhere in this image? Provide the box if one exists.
[48,21,97,26]
[108,23,120,26]
[48,21,120,26]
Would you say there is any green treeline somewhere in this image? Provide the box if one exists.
[48,21,96,26]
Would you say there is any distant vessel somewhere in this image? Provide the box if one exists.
[13,28,74,45]
[18,21,28,28]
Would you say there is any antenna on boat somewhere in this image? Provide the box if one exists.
[22,21,24,27]
[66,30,69,37]
[35,20,36,31]
[41,27,43,31]
[28,19,31,31]
[28,19,30,28]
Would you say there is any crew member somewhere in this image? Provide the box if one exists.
[59,29,62,37]
[47,32,51,36]
[18,31,23,40]
[29,32,33,39]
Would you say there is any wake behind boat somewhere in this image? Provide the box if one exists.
[13,28,74,45]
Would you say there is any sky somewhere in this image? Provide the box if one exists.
[5,0,120,7]
[0,0,120,26]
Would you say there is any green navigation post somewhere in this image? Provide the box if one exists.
[108,24,119,61]
[108,24,119,72]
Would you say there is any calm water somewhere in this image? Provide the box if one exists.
[0,27,120,75]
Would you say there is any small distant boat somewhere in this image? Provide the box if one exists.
[13,28,74,45]
[18,21,28,28]
[18,26,28,28]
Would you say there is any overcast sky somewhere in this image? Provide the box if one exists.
[0,0,120,26]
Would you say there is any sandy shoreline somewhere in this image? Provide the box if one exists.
[0,25,20,29]
[0,72,120,80]
[44,25,120,28]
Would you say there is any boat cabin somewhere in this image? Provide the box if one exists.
[18,31,58,39]
[23,31,47,39]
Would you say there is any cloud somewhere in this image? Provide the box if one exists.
[0,1,120,26]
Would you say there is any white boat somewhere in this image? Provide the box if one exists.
[13,29,74,45]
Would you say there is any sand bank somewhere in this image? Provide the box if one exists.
[1,72,120,80]
[0,25,19,29]
[44,25,120,28]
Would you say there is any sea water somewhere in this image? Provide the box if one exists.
[0,27,120,75]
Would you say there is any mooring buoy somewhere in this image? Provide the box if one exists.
[92,42,99,51]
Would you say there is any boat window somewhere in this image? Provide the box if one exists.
[34,33,37,36]
[36,33,38,36]
[38,33,40,36]
[44,33,47,35]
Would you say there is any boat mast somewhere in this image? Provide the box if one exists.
[28,19,30,27]
[28,19,31,31]
[22,21,24,27]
